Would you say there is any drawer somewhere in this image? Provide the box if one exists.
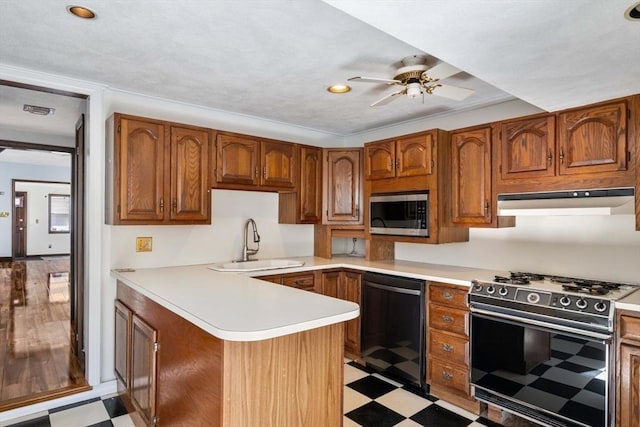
[429,283,468,309]
[429,329,468,366]
[429,304,468,336]
[620,314,640,342]
[428,357,469,395]
[282,273,316,292]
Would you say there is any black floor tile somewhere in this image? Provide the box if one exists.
[550,349,573,360]
[349,360,376,374]
[529,377,580,399]
[410,404,473,427]
[556,360,599,374]
[6,415,52,427]
[102,395,128,418]
[48,397,101,414]
[584,378,606,395]
[529,363,551,376]
[576,345,605,361]
[474,416,503,426]
[345,401,406,427]
[87,421,113,427]
[475,373,525,397]
[559,400,605,427]
[347,375,399,399]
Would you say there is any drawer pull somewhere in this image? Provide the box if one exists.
[442,292,454,300]
[442,371,454,380]
[442,343,454,352]
[441,315,453,323]
[295,280,304,286]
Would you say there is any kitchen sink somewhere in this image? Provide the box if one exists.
[207,259,305,272]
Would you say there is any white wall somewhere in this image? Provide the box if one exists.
[396,215,640,284]
[14,181,71,256]
[0,127,74,147]
[0,162,71,257]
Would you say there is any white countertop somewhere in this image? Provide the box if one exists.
[616,288,640,312]
[111,257,507,343]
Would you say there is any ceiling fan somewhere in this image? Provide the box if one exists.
[348,55,475,107]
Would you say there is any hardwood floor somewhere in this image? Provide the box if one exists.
[0,259,89,411]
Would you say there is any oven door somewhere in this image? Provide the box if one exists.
[470,310,611,427]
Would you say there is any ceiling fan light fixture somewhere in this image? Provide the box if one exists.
[67,5,96,19]
[327,84,351,94]
[23,104,56,116]
[406,82,422,99]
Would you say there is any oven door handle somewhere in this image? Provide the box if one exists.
[364,282,421,296]
[470,307,612,341]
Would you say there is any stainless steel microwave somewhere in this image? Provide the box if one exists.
[369,192,429,237]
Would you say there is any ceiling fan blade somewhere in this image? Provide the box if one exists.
[348,76,402,84]
[430,84,475,101]
[370,89,406,107]
[423,62,462,81]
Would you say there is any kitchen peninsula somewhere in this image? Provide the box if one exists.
[111,265,359,427]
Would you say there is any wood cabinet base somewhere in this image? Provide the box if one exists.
[429,384,480,415]
[116,282,344,427]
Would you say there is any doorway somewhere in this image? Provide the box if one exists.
[0,82,89,410]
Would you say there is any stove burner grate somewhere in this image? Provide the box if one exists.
[561,283,610,295]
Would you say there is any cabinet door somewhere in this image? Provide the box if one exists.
[451,127,492,225]
[216,134,260,186]
[618,343,640,427]
[558,101,627,175]
[118,117,166,222]
[299,146,322,223]
[114,300,132,392]
[396,133,433,177]
[170,126,210,221]
[500,115,556,180]
[340,271,362,356]
[364,140,395,180]
[261,140,296,188]
[325,150,362,223]
[321,270,340,299]
[131,315,158,427]
[281,272,316,292]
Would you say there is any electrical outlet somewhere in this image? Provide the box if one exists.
[136,237,153,252]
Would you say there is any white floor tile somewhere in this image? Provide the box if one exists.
[394,419,423,427]
[49,401,110,427]
[0,411,49,427]
[375,388,431,417]
[111,414,136,427]
[343,416,361,427]
[343,386,371,413]
[344,363,369,384]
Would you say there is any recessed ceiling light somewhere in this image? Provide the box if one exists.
[23,104,56,116]
[625,1,640,20]
[67,5,96,19]
[327,84,351,94]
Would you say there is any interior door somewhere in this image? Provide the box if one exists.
[70,114,86,371]
[13,191,27,258]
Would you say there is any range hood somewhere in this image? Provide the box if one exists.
[497,188,635,216]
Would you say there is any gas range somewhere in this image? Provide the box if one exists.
[469,272,639,333]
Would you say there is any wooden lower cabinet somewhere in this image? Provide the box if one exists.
[115,281,344,427]
[426,282,479,414]
[258,271,319,292]
[322,269,362,358]
[616,311,640,427]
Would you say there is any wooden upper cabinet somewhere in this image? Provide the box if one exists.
[170,126,210,222]
[117,117,166,222]
[500,115,556,180]
[364,133,433,180]
[107,114,211,225]
[324,149,362,224]
[558,101,628,175]
[299,145,323,223]
[451,126,492,225]
[261,139,296,188]
[216,133,260,186]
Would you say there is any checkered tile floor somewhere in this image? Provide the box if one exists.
[5,361,508,427]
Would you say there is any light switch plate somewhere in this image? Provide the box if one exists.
[136,237,152,252]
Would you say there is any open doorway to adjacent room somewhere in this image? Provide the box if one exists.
[0,82,89,411]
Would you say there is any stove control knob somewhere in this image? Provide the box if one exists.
[526,293,540,304]
[576,298,588,309]
[486,286,496,295]
[473,283,483,292]
[594,301,608,312]
[498,287,509,296]
[559,296,572,307]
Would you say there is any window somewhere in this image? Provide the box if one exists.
[49,194,70,233]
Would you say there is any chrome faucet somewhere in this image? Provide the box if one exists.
[241,218,260,262]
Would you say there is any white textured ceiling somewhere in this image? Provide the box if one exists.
[0,0,638,138]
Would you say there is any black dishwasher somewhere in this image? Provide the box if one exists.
[361,272,427,391]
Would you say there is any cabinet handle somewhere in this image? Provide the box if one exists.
[442,343,454,352]
[559,148,565,164]
[172,199,177,212]
[484,200,489,215]
[441,315,453,323]
[263,167,267,179]
[255,167,259,178]
[547,150,553,165]
[395,159,400,169]
[159,198,164,211]
[442,292,453,300]
[442,371,454,380]
[355,205,359,217]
